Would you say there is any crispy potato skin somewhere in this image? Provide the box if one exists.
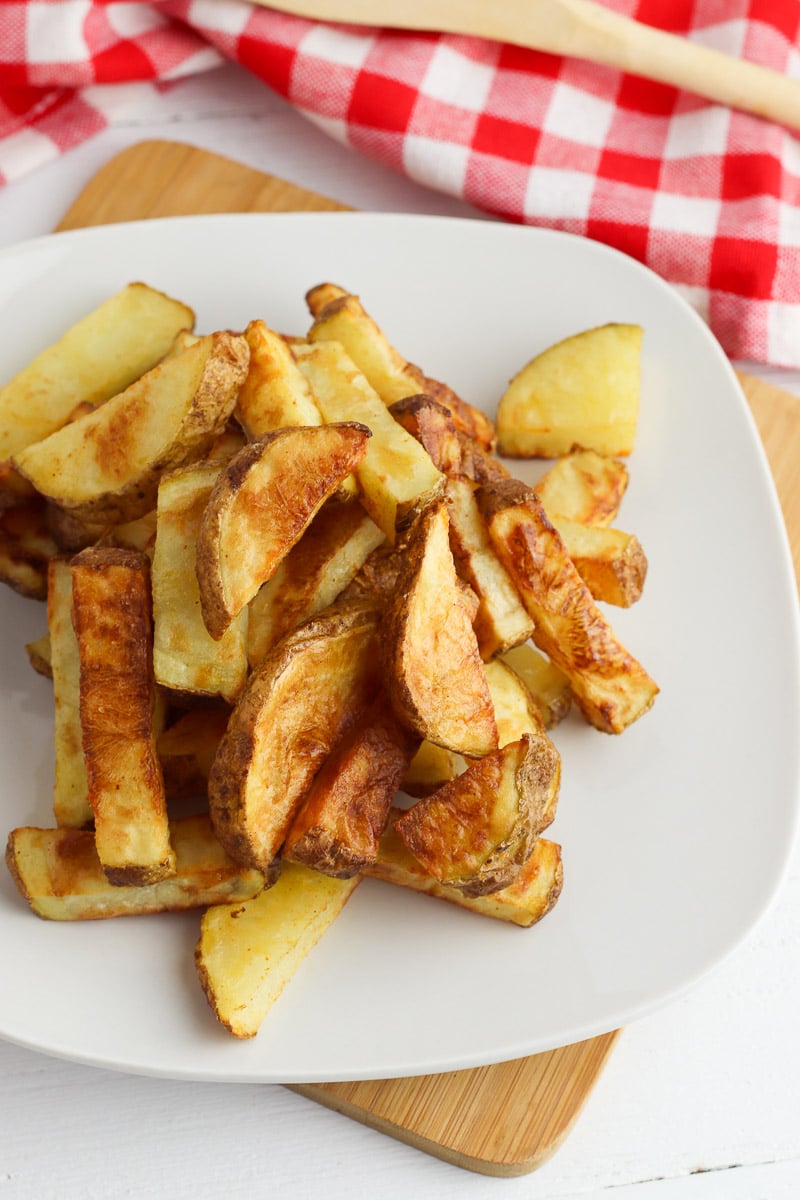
[382,500,498,757]
[478,480,658,734]
[196,422,371,640]
[208,604,382,871]
[395,733,560,896]
[71,546,175,885]
[283,695,420,877]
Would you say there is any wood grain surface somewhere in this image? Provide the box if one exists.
[55,139,799,1178]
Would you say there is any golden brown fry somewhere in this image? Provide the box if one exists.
[14,331,249,524]
[246,498,384,668]
[208,604,381,871]
[5,815,264,921]
[395,733,560,897]
[196,422,370,641]
[367,815,563,928]
[237,320,323,436]
[478,480,658,733]
[71,546,175,885]
[549,515,648,607]
[445,477,535,660]
[382,500,498,757]
[534,447,629,526]
[196,862,360,1038]
[152,463,249,701]
[283,695,419,877]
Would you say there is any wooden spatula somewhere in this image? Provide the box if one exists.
[251,0,800,132]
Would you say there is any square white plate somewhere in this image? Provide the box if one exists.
[0,213,798,1083]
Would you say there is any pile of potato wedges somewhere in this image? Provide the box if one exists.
[1,280,657,1037]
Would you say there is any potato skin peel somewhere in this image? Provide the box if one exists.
[196,422,371,640]
[395,733,561,897]
[382,500,498,758]
[208,604,382,872]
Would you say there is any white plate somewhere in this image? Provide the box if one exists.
[0,214,798,1084]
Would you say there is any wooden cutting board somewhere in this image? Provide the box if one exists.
[56,139,799,1177]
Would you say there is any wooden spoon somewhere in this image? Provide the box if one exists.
[251,0,800,132]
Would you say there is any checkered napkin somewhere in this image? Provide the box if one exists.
[4,0,800,367]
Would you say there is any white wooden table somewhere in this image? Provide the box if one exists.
[1,62,798,1200]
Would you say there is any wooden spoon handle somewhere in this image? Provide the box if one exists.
[536,0,800,129]
[253,0,800,132]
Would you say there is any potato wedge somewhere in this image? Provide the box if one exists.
[152,463,249,701]
[294,340,444,542]
[196,862,360,1038]
[367,815,563,927]
[71,546,175,885]
[14,331,249,524]
[549,515,648,607]
[282,695,419,877]
[196,422,370,640]
[0,499,58,599]
[208,604,381,871]
[305,286,496,449]
[382,500,497,757]
[395,733,560,896]
[0,282,194,462]
[497,324,643,457]
[534,447,629,526]
[48,559,91,828]
[237,320,323,436]
[445,477,535,660]
[478,480,658,733]
[500,643,572,729]
[246,498,384,668]
[5,815,264,921]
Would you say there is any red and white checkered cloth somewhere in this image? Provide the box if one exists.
[4,0,800,366]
